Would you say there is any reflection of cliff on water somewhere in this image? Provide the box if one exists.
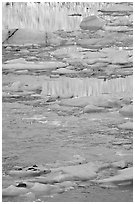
[41,76,133,98]
[2,2,112,31]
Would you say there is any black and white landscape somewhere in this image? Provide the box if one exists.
[2,2,133,202]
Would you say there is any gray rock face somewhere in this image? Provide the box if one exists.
[80,15,105,31]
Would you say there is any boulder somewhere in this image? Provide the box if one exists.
[80,15,105,31]
[119,105,133,118]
